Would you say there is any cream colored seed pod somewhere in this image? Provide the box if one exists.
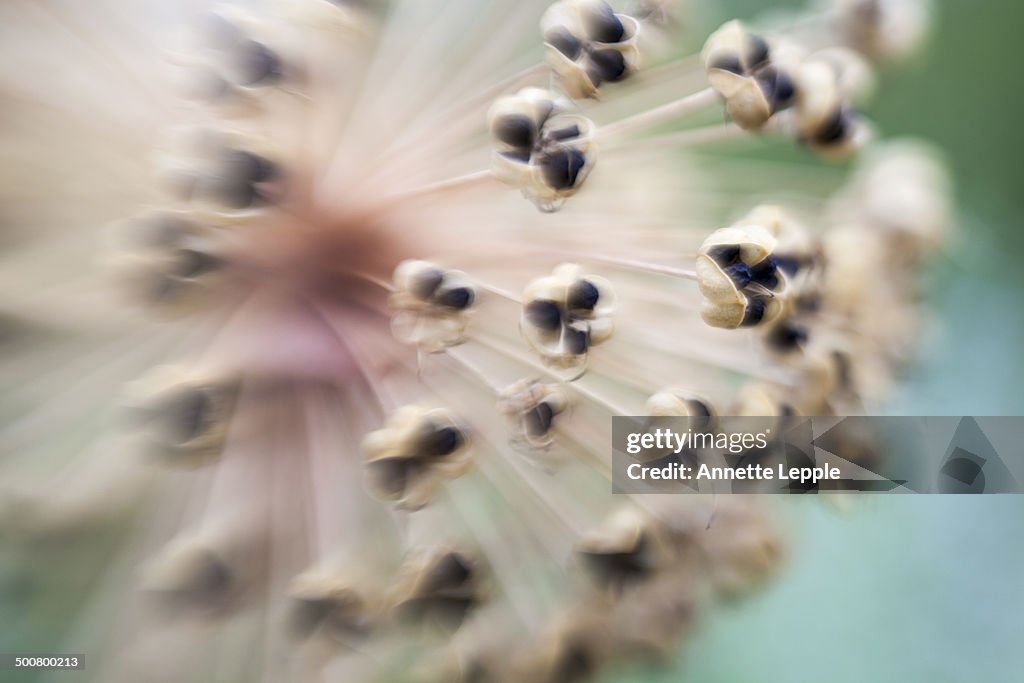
[487,88,597,212]
[286,569,383,642]
[122,364,239,468]
[790,57,872,158]
[541,0,642,100]
[390,259,477,353]
[521,263,615,374]
[498,379,569,449]
[575,505,674,592]
[834,0,932,63]
[361,406,473,511]
[644,390,716,420]
[389,546,485,631]
[701,20,794,129]
[514,606,612,683]
[696,224,785,329]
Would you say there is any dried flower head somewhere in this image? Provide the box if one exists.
[0,0,947,681]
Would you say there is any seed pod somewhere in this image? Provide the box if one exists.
[122,365,239,467]
[142,539,237,615]
[390,547,486,631]
[834,0,932,63]
[106,212,231,315]
[287,570,382,643]
[514,607,611,683]
[498,379,569,449]
[791,58,871,158]
[391,260,477,352]
[521,264,614,374]
[361,406,473,510]
[575,505,673,593]
[487,88,596,211]
[732,382,798,418]
[696,223,785,329]
[541,0,642,100]
[701,20,794,129]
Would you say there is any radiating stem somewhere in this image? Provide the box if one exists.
[596,87,720,140]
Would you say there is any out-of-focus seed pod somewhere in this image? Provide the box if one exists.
[106,211,231,315]
[122,365,240,468]
[487,88,597,211]
[286,570,382,643]
[390,260,478,352]
[361,406,472,510]
[498,379,569,449]
[575,505,673,593]
[541,0,642,100]
[790,57,872,158]
[390,546,486,631]
[521,263,614,375]
[514,607,611,683]
[732,382,799,418]
[696,498,784,597]
[833,0,932,63]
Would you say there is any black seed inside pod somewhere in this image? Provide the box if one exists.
[773,254,803,276]
[770,69,796,110]
[212,177,265,209]
[567,279,600,311]
[436,285,475,311]
[741,297,767,327]
[555,642,595,683]
[236,39,282,86]
[525,299,563,332]
[410,267,444,299]
[587,49,627,84]
[767,321,808,351]
[171,388,214,443]
[747,33,771,70]
[224,149,279,184]
[709,53,744,75]
[369,459,414,498]
[580,534,652,589]
[524,401,555,438]
[749,256,779,289]
[565,323,591,355]
[539,148,587,190]
[545,27,584,60]
[583,2,625,43]
[177,249,222,279]
[724,262,753,288]
[708,244,741,266]
[420,425,463,458]
[816,109,850,145]
[494,114,536,151]
[428,552,474,592]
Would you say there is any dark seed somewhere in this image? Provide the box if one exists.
[564,323,590,355]
[223,149,279,184]
[420,425,463,458]
[749,256,779,289]
[709,53,744,75]
[567,279,600,311]
[708,244,741,265]
[773,254,803,276]
[741,297,767,327]
[177,249,222,279]
[746,33,771,69]
[583,1,625,43]
[427,552,474,592]
[579,534,652,590]
[410,267,444,299]
[769,69,796,110]
[212,177,264,209]
[545,27,583,60]
[171,388,214,443]
[538,147,587,190]
[587,49,627,83]
[524,401,555,438]
[493,114,536,151]
[767,321,808,351]
[525,299,563,332]
[236,40,282,86]
[815,109,850,145]
[499,149,531,164]
[724,262,753,288]
[436,285,475,310]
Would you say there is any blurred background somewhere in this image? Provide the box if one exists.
[2,1,1023,682]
